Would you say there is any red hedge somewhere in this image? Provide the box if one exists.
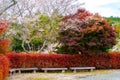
[6,52,120,69]
[0,54,9,80]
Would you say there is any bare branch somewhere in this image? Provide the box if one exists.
[0,0,17,15]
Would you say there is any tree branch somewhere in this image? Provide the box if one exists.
[0,0,17,15]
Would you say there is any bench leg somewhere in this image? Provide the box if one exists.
[18,70,21,74]
[9,71,15,76]
[73,70,76,73]
[62,70,65,73]
[13,71,15,75]
[90,69,93,72]
[9,72,12,76]
[33,70,36,73]
[44,70,47,73]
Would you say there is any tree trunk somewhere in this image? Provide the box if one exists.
[37,40,46,53]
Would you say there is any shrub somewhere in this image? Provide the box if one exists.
[57,9,116,54]
[0,54,9,80]
[0,21,10,80]
[6,52,120,69]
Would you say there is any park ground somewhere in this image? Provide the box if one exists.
[6,70,120,80]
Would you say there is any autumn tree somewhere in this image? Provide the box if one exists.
[57,9,117,54]
[0,21,10,53]
[0,0,16,53]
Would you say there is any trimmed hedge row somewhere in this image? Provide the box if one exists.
[7,53,74,68]
[0,54,9,80]
[6,52,120,69]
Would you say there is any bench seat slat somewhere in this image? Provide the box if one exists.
[41,68,67,70]
[69,67,95,73]
[70,67,95,70]
[14,68,38,70]
[41,68,67,73]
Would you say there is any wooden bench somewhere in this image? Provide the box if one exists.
[41,68,68,73]
[9,68,38,74]
[9,69,16,75]
[70,67,95,73]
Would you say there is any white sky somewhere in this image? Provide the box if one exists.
[79,0,120,17]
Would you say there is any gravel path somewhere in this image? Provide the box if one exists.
[6,70,120,80]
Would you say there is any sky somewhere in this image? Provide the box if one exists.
[79,0,120,17]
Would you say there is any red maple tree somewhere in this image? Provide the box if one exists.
[57,9,116,54]
[0,21,10,54]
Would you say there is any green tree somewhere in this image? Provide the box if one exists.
[106,17,120,52]
[6,14,61,53]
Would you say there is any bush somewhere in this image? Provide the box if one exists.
[0,54,9,80]
[6,52,120,69]
[57,9,116,54]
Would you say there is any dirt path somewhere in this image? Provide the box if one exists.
[7,70,119,80]
[6,73,93,80]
